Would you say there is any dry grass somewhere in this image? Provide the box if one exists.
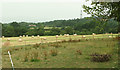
[1,34,118,47]
[50,49,58,56]
[76,49,82,55]
[1,34,119,68]
[3,41,10,47]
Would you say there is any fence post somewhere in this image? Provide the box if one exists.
[8,51,15,70]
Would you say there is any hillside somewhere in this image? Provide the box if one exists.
[1,17,119,37]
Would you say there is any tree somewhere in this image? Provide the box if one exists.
[2,25,15,37]
[83,1,120,32]
[83,1,120,21]
[1,16,118,37]
[64,26,73,34]
[25,29,37,36]
[50,27,61,35]
[36,26,44,36]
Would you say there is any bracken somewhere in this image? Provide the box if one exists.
[90,53,111,62]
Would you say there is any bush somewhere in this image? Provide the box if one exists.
[90,53,111,62]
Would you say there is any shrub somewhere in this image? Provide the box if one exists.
[50,49,58,56]
[90,53,111,62]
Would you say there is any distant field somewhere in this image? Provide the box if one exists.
[1,34,118,46]
[44,27,61,29]
[1,34,119,68]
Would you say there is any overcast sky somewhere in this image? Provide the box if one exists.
[0,0,92,23]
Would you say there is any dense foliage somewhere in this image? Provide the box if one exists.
[1,17,118,37]
[83,1,120,31]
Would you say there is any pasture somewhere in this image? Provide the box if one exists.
[1,34,119,68]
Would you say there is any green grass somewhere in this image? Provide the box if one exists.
[2,37,118,68]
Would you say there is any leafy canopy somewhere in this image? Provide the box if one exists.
[83,0,120,22]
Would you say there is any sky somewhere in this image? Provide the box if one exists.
[0,0,92,23]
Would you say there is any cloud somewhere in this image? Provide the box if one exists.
[1,0,91,23]
[1,0,84,3]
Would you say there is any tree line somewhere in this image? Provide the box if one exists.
[1,17,118,37]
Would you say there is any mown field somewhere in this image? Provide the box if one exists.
[1,34,119,68]
[2,34,118,46]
